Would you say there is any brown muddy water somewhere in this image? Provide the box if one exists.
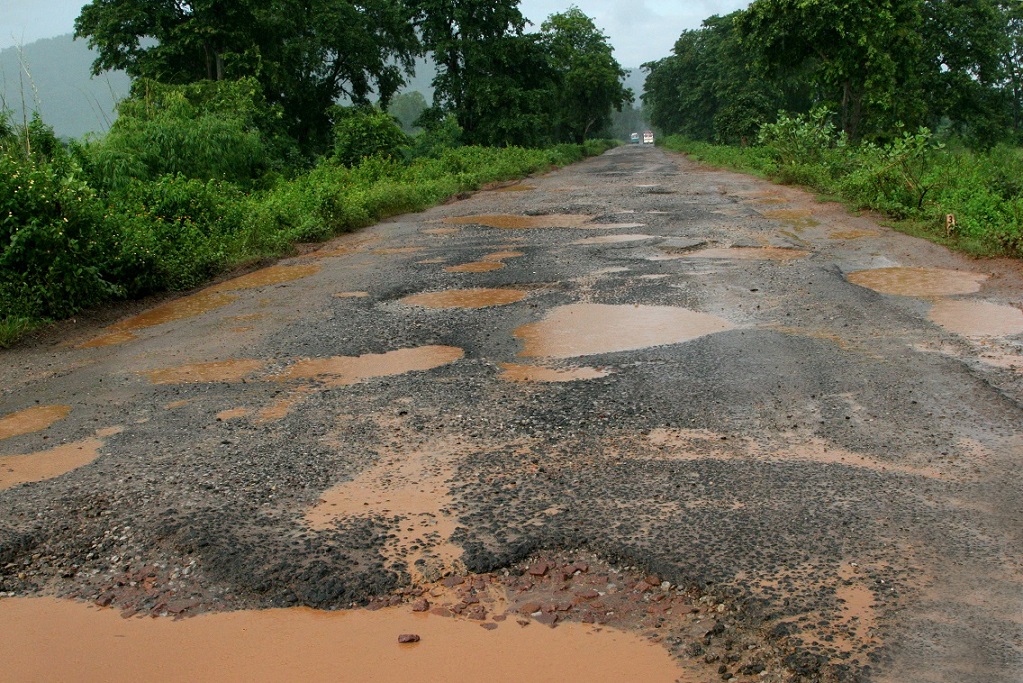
[571,234,658,245]
[444,261,505,273]
[141,359,266,385]
[78,330,140,348]
[0,597,686,683]
[442,214,594,229]
[0,404,71,441]
[515,304,734,359]
[847,267,987,297]
[102,291,238,335]
[275,346,464,387]
[683,247,809,260]
[928,300,1023,338]
[0,434,115,490]
[212,264,321,291]
[401,289,528,309]
[498,363,612,383]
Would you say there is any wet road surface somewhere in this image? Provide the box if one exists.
[1,145,1022,682]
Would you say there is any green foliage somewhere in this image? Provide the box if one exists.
[539,8,632,143]
[387,92,429,133]
[661,128,1023,257]
[74,0,419,154]
[331,107,410,168]
[84,79,279,189]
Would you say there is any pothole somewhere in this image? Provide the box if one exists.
[928,300,1023,337]
[0,590,686,682]
[515,304,734,359]
[93,291,238,338]
[274,346,464,387]
[444,262,504,273]
[400,289,528,309]
[1,427,122,490]
[140,359,266,385]
[682,247,809,261]
[571,234,659,245]
[0,405,71,441]
[442,214,595,229]
[212,264,321,291]
[847,267,987,297]
[497,363,612,383]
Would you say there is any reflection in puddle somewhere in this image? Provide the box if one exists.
[103,291,238,334]
[683,247,809,260]
[401,289,527,309]
[0,431,118,489]
[442,214,595,229]
[498,363,611,383]
[847,267,987,297]
[572,234,658,245]
[515,304,734,358]
[78,331,139,348]
[0,597,683,683]
[213,264,321,291]
[0,405,71,441]
[928,300,1023,337]
[275,346,464,387]
[141,359,266,385]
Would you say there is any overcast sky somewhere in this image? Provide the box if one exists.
[2,0,752,67]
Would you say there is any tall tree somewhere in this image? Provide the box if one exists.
[738,0,926,141]
[408,0,554,146]
[539,7,632,143]
[74,0,418,152]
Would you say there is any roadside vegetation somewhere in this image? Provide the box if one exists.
[1,2,629,347]
[644,0,1023,256]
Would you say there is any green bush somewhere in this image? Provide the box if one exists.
[331,107,410,168]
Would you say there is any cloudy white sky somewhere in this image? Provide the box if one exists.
[2,0,752,67]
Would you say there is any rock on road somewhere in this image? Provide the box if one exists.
[1,145,1021,682]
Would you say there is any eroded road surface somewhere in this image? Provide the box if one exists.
[2,145,1022,682]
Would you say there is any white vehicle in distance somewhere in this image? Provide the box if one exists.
[642,130,654,144]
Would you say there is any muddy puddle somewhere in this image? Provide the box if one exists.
[928,300,1023,337]
[442,214,596,229]
[445,261,504,273]
[216,408,249,421]
[0,429,121,489]
[99,291,238,337]
[307,436,466,582]
[515,304,734,359]
[213,264,321,292]
[373,247,425,256]
[400,289,528,309]
[78,331,139,348]
[141,359,266,385]
[494,184,536,192]
[0,595,684,683]
[762,209,820,228]
[0,404,71,441]
[571,234,658,245]
[682,247,809,260]
[830,229,880,240]
[444,250,524,273]
[847,267,987,297]
[498,363,612,383]
[334,291,370,298]
[275,346,464,387]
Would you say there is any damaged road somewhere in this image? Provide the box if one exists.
[1,145,1022,682]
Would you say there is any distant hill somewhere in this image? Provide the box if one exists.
[0,34,130,139]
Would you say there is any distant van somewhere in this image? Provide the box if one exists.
[642,131,654,145]
[630,132,640,144]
